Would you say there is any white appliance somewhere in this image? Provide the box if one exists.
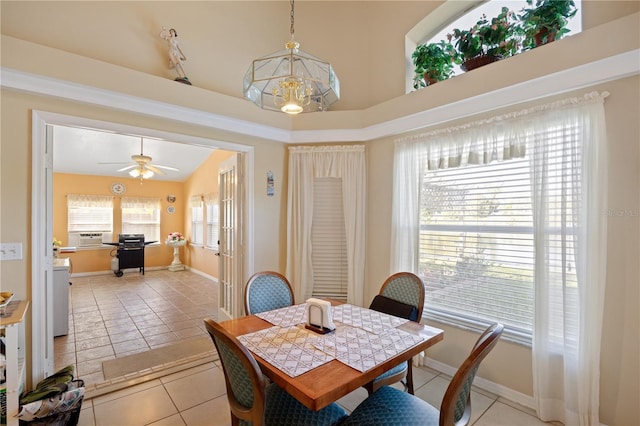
[52,257,70,336]
[68,232,111,247]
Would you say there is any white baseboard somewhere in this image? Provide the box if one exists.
[424,358,536,411]
[184,266,218,283]
[69,266,219,283]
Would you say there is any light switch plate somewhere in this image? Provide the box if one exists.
[0,242,23,260]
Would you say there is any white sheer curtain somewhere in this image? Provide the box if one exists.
[530,93,608,425]
[391,92,608,425]
[286,145,366,306]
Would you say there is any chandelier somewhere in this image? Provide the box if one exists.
[243,0,340,114]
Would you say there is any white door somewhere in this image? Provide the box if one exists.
[31,123,55,384]
[218,153,245,321]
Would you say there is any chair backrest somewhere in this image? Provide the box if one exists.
[204,318,267,425]
[244,271,295,315]
[439,323,504,426]
[378,272,425,320]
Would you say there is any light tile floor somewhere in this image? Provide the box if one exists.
[56,269,555,425]
[54,269,218,389]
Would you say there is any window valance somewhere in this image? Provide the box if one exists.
[67,194,113,208]
[121,197,161,209]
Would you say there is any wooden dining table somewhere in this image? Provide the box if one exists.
[219,300,444,411]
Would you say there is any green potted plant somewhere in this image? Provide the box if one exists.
[411,41,460,89]
[448,6,521,72]
[518,0,578,50]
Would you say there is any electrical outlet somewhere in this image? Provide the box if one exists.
[0,242,23,260]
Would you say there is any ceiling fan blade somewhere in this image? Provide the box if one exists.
[153,164,180,172]
[145,164,165,175]
[117,164,137,172]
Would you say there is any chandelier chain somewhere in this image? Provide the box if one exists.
[290,0,295,39]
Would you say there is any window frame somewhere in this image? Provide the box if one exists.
[120,197,162,243]
[190,195,204,246]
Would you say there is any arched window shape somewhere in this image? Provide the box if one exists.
[405,0,582,92]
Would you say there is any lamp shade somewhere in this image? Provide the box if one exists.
[243,44,340,114]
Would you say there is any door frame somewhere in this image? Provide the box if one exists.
[31,110,254,385]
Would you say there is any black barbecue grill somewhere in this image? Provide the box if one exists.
[106,234,156,277]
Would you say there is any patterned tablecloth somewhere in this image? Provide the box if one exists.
[241,303,424,377]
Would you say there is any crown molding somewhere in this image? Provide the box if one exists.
[2,49,638,143]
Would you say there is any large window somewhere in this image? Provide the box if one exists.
[190,195,204,246]
[67,194,113,244]
[392,92,607,345]
[311,177,348,300]
[420,156,537,336]
[121,197,161,242]
[205,193,219,251]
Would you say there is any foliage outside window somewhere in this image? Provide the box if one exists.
[121,197,161,242]
[190,195,204,246]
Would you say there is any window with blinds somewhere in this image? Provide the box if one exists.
[121,197,161,242]
[205,194,219,251]
[311,177,348,300]
[67,196,113,233]
[191,198,204,246]
[419,124,580,339]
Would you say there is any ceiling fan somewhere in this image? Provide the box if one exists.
[101,138,179,179]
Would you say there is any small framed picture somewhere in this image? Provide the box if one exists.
[167,206,176,214]
[167,194,176,203]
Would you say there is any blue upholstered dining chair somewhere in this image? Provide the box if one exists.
[340,323,504,426]
[243,271,295,315]
[364,272,425,395]
[204,318,346,426]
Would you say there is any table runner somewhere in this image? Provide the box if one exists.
[242,303,424,377]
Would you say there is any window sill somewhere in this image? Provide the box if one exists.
[423,312,532,348]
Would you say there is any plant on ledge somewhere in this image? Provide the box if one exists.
[518,0,578,50]
[411,41,460,89]
[448,6,521,72]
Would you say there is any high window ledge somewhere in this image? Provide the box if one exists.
[1,12,638,143]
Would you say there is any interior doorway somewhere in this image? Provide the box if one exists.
[31,111,253,389]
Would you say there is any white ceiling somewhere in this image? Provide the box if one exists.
[52,125,215,182]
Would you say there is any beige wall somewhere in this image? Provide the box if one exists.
[1,2,638,425]
[183,149,235,277]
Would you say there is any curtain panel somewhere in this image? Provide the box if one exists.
[391,91,608,425]
[286,145,366,306]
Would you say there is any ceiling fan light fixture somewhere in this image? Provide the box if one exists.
[129,166,153,179]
